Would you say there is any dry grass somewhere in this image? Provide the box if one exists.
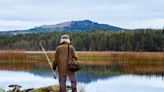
[0,51,51,71]
[0,51,163,63]
[78,51,164,64]
[0,51,28,61]
[0,51,163,75]
[110,52,164,62]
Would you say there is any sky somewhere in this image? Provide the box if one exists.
[0,0,164,31]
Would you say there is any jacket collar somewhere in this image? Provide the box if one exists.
[59,42,70,45]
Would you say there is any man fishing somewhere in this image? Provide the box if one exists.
[53,34,78,92]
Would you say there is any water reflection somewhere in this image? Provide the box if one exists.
[84,75,164,92]
[0,70,164,92]
[0,70,58,90]
[0,61,164,92]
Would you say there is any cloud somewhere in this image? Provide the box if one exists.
[0,0,164,30]
[122,18,164,29]
[0,20,40,30]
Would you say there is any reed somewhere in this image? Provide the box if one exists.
[0,51,163,64]
[0,51,163,76]
[78,51,164,62]
[0,51,28,61]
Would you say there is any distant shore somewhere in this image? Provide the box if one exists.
[0,51,163,75]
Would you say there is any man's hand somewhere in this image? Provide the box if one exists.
[53,66,56,70]
[52,62,56,70]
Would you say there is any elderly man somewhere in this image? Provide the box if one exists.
[53,34,78,92]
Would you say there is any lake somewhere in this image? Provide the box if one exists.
[0,65,164,92]
[0,51,164,92]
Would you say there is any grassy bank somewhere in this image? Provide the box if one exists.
[0,51,163,75]
[78,51,164,62]
[0,51,163,62]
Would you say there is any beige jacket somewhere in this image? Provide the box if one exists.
[53,43,78,76]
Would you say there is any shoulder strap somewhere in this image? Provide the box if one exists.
[67,45,69,58]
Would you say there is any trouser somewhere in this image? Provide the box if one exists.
[59,73,77,92]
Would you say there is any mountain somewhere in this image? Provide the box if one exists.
[0,20,124,35]
[27,20,124,32]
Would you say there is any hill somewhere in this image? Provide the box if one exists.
[0,20,124,35]
[28,20,124,32]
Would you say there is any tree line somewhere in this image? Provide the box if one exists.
[0,29,163,51]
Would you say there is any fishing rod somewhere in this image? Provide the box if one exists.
[39,42,56,79]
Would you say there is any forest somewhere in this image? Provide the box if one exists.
[0,29,163,51]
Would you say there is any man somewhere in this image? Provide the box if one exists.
[53,34,78,92]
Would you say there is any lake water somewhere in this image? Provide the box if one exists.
[0,65,164,92]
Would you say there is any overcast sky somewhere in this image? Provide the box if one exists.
[0,0,164,31]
